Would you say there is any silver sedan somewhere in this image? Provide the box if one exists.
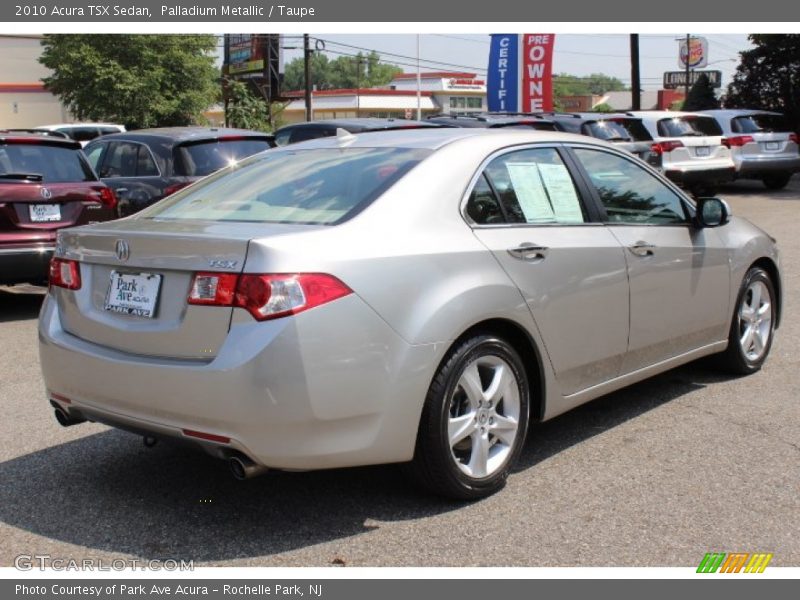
[39,128,781,499]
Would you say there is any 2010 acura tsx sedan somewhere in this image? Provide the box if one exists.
[39,128,781,499]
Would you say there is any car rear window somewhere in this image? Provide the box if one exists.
[0,143,95,183]
[657,116,722,137]
[143,147,431,225]
[583,120,634,141]
[175,138,273,176]
[732,114,790,133]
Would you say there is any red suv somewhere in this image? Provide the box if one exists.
[0,133,117,285]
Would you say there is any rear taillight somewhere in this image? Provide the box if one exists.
[49,258,81,290]
[187,272,352,320]
[164,182,191,196]
[187,272,238,305]
[722,135,754,148]
[650,140,684,155]
[789,133,798,144]
[99,186,117,209]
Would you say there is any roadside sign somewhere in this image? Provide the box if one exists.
[663,70,722,89]
[679,36,708,69]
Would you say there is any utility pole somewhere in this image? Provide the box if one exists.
[304,33,312,122]
[684,33,691,104]
[630,34,641,111]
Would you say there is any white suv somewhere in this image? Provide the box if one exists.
[34,123,126,147]
[627,111,735,195]
[701,109,800,190]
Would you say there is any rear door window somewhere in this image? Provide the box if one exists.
[98,141,159,177]
[477,147,587,224]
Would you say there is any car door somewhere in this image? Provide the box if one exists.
[570,146,731,374]
[466,145,630,396]
[87,140,168,215]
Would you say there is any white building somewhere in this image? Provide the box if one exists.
[280,71,488,123]
[0,35,70,128]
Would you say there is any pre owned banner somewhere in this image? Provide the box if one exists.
[488,33,555,112]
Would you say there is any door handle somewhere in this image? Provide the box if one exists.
[628,241,656,257]
[508,243,549,261]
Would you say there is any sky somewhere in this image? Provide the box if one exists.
[277,33,752,91]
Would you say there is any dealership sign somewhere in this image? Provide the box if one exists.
[679,36,708,69]
[488,34,555,112]
[663,70,722,89]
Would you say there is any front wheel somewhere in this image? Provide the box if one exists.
[716,267,776,374]
[404,334,530,500]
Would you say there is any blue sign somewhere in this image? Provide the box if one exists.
[487,34,519,112]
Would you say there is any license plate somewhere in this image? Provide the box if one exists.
[695,146,710,157]
[104,271,162,318]
[765,141,780,151]
[29,204,61,222]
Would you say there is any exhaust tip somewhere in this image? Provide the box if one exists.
[229,455,268,480]
[54,408,71,427]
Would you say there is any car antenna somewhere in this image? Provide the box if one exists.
[335,128,357,145]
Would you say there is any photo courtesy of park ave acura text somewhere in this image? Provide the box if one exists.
[0,26,798,572]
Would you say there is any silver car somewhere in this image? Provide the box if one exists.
[701,109,800,190]
[39,129,781,499]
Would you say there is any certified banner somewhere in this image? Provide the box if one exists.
[487,33,555,112]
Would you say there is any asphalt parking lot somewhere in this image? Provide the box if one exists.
[1,178,798,568]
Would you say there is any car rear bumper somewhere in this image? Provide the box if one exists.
[0,245,53,284]
[735,155,800,176]
[38,292,439,471]
[664,167,736,187]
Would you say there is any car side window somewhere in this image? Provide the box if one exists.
[465,174,505,224]
[482,148,586,224]
[84,144,105,171]
[101,142,158,177]
[573,148,688,225]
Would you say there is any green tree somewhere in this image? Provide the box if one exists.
[725,34,800,132]
[683,73,720,111]
[39,34,218,129]
[554,72,627,97]
[282,51,402,92]
[224,78,272,132]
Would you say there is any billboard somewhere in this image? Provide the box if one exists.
[663,70,722,89]
[223,34,283,101]
[488,34,555,112]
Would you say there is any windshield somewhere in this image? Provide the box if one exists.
[732,114,789,133]
[143,147,431,225]
[175,138,274,177]
[657,116,722,137]
[0,143,95,182]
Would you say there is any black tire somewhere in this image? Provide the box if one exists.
[715,267,776,374]
[763,173,791,190]
[403,334,530,500]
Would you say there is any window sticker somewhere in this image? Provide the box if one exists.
[505,162,555,222]
[537,162,584,223]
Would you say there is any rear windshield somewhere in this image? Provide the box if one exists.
[732,114,789,133]
[657,116,722,137]
[175,138,273,176]
[0,143,95,183]
[584,118,652,142]
[144,147,431,225]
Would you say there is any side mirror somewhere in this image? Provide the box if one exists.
[695,197,731,228]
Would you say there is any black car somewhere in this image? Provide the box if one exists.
[84,127,275,216]
[426,113,557,131]
[536,112,661,168]
[273,118,446,146]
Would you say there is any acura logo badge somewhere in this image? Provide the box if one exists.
[40,187,52,200]
[115,239,130,262]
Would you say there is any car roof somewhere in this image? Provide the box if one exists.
[626,110,716,120]
[276,118,442,132]
[86,127,274,144]
[427,114,555,126]
[0,131,82,149]
[36,122,125,130]
[700,109,783,119]
[281,126,610,151]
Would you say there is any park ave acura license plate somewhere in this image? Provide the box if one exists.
[103,271,162,318]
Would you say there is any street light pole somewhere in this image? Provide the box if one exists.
[304,34,312,122]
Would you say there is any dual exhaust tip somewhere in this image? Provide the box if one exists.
[52,403,266,481]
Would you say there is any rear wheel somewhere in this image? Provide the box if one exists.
[404,334,530,500]
[716,267,776,374]
[763,173,791,190]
